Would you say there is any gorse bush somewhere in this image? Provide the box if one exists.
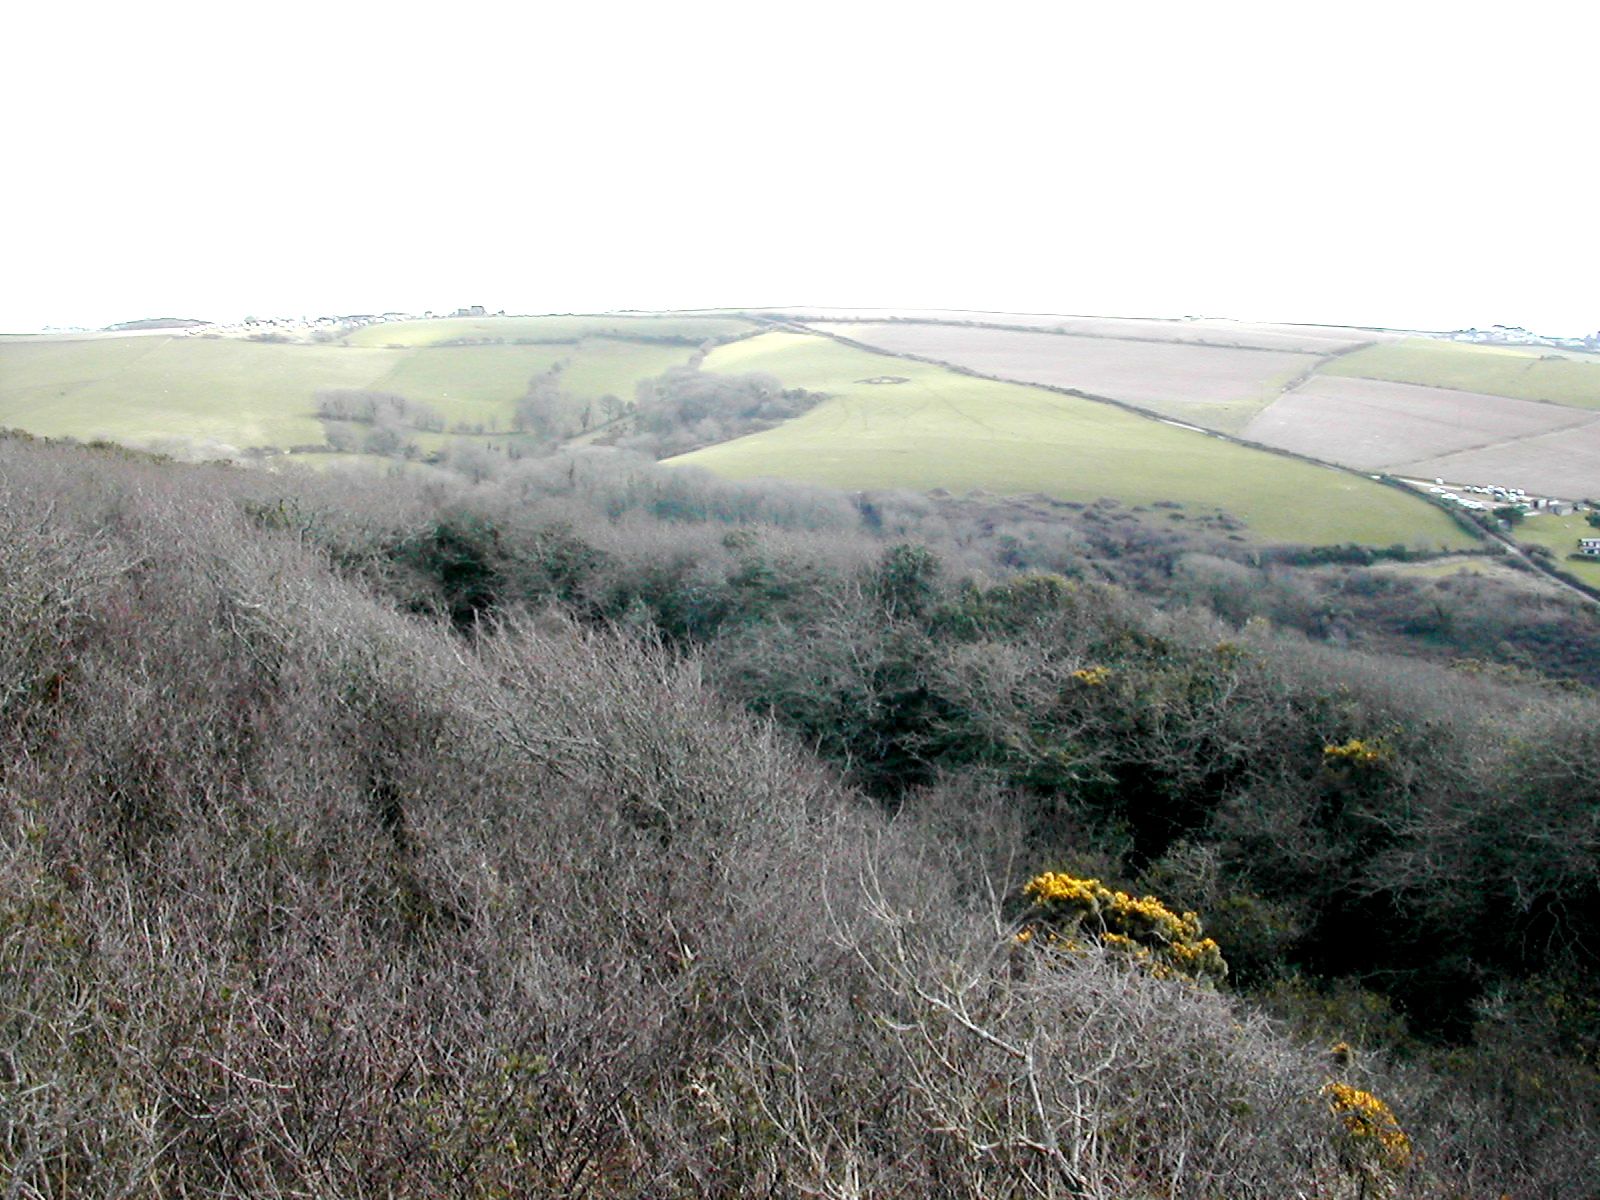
[1322,736,1391,767]
[1324,1081,1414,1176]
[1018,870,1228,983]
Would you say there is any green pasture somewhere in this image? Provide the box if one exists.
[670,333,1477,549]
[1323,339,1600,409]
[0,336,172,398]
[560,338,699,404]
[345,314,756,348]
[1515,511,1600,587]
[370,338,697,427]
[0,330,700,459]
[0,336,399,449]
[370,344,573,429]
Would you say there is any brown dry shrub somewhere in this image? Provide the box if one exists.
[6,438,1569,1198]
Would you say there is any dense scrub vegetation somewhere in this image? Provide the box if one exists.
[610,364,825,458]
[2,433,1597,1196]
[310,352,829,472]
[318,389,447,457]
[510,358,826,458]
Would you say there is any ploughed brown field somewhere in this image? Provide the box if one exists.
[1243,376,1599,495]
[778,310,1393,354]
[1394,422,1600,501]
[805,321,1318,430]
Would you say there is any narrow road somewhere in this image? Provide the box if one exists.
[1474,519,1600,609]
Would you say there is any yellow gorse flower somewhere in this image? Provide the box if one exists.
[1323,1081,1412,1172]
[1322,737,1389,767]
[1018,871,1227,983]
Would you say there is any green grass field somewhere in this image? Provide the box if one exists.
[364,339,695,429]
[369,344,571,428]
[345,315,756,348]
[1323,339,1600,409]
[1515,511,1600,587]
[558,338,700,404]
[0,336,400,449]
[669,333,1476,548]
[0,332,702,456]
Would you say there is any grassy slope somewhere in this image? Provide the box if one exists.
[1515,511,1600,587]
[0,334,700,452]
[559,338,700,403]
[345,315,756,348]
[0,336,401,447]
[1324,338,1600,409]
[670,333,1475,548]
[367,339,694,428]
[369,344,571,428]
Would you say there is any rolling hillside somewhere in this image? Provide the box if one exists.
[0,316,753,458]
[1322,337,1600,409]
[1240,375,1600,500]
[805,317,1600,500]
[806,320,1320,433]
[7,310,1577,550]
[343,314,755,348]
[756,309,1397,353]
[0,336,390,449]
[671,331,1473,548]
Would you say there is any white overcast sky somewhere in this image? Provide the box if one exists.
[4,0,1595,334]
